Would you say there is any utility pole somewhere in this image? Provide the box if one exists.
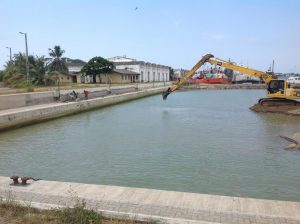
[5,47,12,62]
[19,32,29,84]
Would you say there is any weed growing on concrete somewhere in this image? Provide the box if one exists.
[54,200,102,223]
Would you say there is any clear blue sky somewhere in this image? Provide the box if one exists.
[1,0,299,73]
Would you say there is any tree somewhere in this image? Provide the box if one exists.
[81,56,114,83]
[30,56,47,85]
[3,53,47,87]
[47,45,68,74]
[0,70,5,82]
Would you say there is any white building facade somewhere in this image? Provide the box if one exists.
[108,56,170,82]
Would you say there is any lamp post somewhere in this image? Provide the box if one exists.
[19,32,29,84]
[5,47,12,62]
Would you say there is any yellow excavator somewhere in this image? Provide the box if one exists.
[162,54,300,105]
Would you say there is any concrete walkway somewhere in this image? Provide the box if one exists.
[0,177,299,224]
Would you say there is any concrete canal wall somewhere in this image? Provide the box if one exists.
[0,176,300,224]
[0,91,56,110]
[0,87,165,131]
[0,83,264,111]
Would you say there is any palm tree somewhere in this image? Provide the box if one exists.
[48,45,68,73]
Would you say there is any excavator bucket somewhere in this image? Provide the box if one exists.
[162,54,214,100]
[162,87,172,100]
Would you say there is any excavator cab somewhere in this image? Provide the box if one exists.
[267,80,285,95]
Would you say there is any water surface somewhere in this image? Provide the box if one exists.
[0,89,300,201]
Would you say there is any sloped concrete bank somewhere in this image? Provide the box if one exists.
[1,176,300,224]
[0,87,166,131]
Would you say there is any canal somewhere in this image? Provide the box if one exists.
[0,89,300,201]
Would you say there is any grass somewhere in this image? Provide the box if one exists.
[0,192,157,224]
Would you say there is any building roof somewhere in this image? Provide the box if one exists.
[113,61,169,69]
[108,56,136,63]
[108,56,170,69]
[113,69,140,75]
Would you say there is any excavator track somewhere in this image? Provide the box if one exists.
[258,98,300,106]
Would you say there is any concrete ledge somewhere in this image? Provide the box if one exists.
[0,176,299,224]
[0,91,56,110]
[0,87,166,131]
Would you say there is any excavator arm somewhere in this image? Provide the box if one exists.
[162,54,214,100]
[207,58,274,84]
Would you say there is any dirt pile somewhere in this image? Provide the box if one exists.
[250,104,300,115]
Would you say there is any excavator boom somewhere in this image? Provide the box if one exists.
[208,58,274,84]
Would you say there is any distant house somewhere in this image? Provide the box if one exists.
[45,58,86,84]
[173,68,189,79]
[108,56,170,83]
[64,58,86,83]
[54,56,170,84]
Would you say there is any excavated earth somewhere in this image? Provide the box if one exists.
[250,104,300,115]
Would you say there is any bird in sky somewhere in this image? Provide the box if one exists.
[134,7,138,10]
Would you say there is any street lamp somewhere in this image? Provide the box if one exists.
[19,32,29,84]
[5,47,12,62]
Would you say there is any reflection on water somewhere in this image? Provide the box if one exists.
[0,89,300,201]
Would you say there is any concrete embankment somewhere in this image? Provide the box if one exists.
[1,176,300,224]
[0,83,171,110]
[0,91,56,110]
[0,87,166,131]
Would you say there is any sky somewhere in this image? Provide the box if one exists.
[1,0,300,73]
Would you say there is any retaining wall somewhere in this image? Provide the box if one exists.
[0,87,166,131]
[0,91,56,110]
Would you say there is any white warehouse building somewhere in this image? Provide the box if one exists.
[108,56,170,83]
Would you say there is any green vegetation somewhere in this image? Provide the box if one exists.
[0,70,5,82]
[81,56,114,83]
[3,53,47,87]
[1,45,68,88]
[0,194,155,224]
[48,45,68,74]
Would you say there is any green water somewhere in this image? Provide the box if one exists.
[0,89,300,201]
